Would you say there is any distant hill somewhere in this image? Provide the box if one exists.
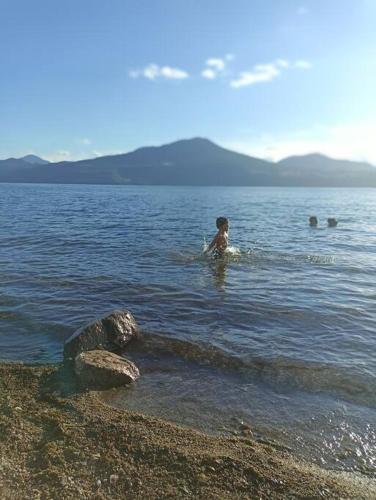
[0,138,277,186]
[0,139,375,187]
[0,158,35,175]
[0,155,49,179]
[277,153,376,187]
[20,154,49,165]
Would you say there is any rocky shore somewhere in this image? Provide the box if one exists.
[0,362,375,499]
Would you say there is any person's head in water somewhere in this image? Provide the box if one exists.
[327,218,338,227]
[309,216,318,227]
[216,217,229,232]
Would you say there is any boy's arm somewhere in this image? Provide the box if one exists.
[204,234,218,253]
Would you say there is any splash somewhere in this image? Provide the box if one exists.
[225,245,242,256]
[201,237,241,259]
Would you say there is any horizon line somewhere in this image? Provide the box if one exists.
[2,137,375,167]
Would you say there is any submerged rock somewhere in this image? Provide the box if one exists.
[75,349,140,389]
[64,310,140,361]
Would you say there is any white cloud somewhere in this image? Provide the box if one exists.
[230,58,312,88]
[201,68,217,79]
[295,60,312,69]
[44,150,74,162]
[129,64,188,81]
[206,58,226,71]
[143,64,160,80]
[276,59,290,68]
[201,55,232,80]
[222,120,376,165]
[159,66,188,79]
[231,63,281,88]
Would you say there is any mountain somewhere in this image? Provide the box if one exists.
[277,153,376,187]
[20,154,49,165]
[0,158,35,175]
[0,154,49,179]
[0,138,277,186]
[0,139,375,187]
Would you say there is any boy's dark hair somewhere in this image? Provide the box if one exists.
[309,216,318,226]
[216,217,228,229]
[327,217,338,227]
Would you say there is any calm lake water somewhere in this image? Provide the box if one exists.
[1,183,375,475]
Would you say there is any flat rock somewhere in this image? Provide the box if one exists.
[75,350,140,389]
[64,310,141,361]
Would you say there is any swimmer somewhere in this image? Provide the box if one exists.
[204,217,229,258]
[327,218,338,227]
[309,216,318,227]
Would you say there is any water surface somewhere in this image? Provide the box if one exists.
[0,183,375,475]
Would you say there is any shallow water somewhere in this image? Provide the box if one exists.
[0,183,375,475]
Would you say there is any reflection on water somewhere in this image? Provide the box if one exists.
[211,259,227,289]
[104,337,376,475]
[0,183,376,475]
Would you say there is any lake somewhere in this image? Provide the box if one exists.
[0,183,375,475]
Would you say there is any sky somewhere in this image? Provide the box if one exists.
[1,0,376,163]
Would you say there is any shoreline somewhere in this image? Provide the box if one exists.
[0,362,375,499]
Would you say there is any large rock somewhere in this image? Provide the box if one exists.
[75,349,140,389]
[64,310,140,361]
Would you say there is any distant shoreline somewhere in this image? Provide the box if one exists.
[1,181,376,188]
[1,138,376,187]
[0,361,374,499]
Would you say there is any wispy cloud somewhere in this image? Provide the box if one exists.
[44,150,74,162]
[129,56,310,86]
[206,58,226,71]
[201,55,233,80]
[230,59,312,88]
[275,59,290,68]
[129,64,189,81]
[294,60,312,69]
[201,68,217,80]
[231,63,280,88]
[78,137,92,145]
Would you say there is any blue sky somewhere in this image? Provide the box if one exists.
[1,0,376,163]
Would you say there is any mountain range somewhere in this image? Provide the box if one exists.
[1,138,375,187]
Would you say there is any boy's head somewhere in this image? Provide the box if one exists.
[309,216,318,226]
[216,217,229,230]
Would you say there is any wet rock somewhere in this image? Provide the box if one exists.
[239,421,252,431]
[75,350,140,389]
[64,310,141,361]
[241,428,253,438]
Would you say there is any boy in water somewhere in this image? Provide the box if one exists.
[309,216,318,227]
[204,217,229,258]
